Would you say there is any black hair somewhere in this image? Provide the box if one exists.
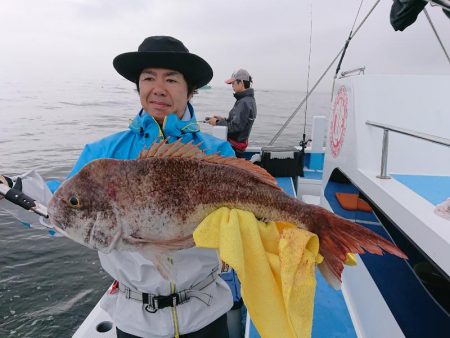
[236,78,252,89]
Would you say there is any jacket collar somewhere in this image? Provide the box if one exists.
[128,102,200,142]
[234,88,254,100]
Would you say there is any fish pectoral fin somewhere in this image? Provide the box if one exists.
[124,234,155,244]
[127,234,176,281]
[125,234,194,250]
[138,250,174,281]
[106,230,122,252]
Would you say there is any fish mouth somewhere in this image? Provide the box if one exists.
[47,204,78,241]
[47,198,64,228]
[47,210,66,232]
[51,222,69,237]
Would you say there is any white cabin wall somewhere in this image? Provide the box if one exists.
[323,75,450,188]
[352,75,450,176]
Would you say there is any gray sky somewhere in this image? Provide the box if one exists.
[1,0,449,91]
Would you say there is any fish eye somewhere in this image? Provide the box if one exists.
[68,196,81,208]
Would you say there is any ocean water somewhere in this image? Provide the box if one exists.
[0,79,330,337]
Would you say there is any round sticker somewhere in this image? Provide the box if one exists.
[329,86,348,158]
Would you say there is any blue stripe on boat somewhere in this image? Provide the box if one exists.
[392,174,450,205]
[303,170,324,180]
[275,177,296,196]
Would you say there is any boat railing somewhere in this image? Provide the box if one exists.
[366,121,450,179]
[340,67,365,78]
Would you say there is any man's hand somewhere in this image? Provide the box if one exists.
[206,115,224,126]
[0,175,13,200]
[206,117,218,126]
[0,175,13,187]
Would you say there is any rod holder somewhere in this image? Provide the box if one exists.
[377,129,391,179]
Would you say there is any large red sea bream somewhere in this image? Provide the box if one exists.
[48,141,407,287]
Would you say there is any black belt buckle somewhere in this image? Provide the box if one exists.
[152,293,180,310]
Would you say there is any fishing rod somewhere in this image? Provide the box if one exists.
[298,0,314,174]
[0,179,50,220]
[268,0,381,146]
[330,0,365,102]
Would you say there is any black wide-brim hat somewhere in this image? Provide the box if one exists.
[113,36,213,88]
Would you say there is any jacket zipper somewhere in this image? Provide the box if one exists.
[170,282,180,338]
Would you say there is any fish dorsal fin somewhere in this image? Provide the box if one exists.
[139,140,281,190]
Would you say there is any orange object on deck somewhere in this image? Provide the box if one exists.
[335,192,372,212]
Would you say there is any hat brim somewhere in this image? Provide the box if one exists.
[224,78,235,84]
[113,51,213,88]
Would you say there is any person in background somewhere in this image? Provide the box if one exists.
[0,36,234,338]
[206,69,257,158]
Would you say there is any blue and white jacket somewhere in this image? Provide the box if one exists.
[67,104,234,180]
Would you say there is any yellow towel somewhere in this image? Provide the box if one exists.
[193,207,323,338]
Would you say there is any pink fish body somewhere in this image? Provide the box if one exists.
[48,141,407,286]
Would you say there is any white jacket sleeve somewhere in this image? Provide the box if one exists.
[0,170,55,230]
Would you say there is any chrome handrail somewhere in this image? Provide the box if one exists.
[340,67,365,78]
[366,121,450,179]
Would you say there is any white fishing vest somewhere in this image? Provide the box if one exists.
[99,249,233,337]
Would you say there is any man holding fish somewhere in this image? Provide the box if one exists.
[0,36,236,338]
[0,35,407,338]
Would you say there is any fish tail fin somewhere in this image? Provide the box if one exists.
[306,205,407,289]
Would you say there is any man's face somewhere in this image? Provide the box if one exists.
[231,80,245,93]
[138,68,192,124]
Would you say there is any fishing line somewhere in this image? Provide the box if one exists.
[423,8,450,65]
[351,0,364,32]
[302,0,313,143]
[268,0,381,146]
